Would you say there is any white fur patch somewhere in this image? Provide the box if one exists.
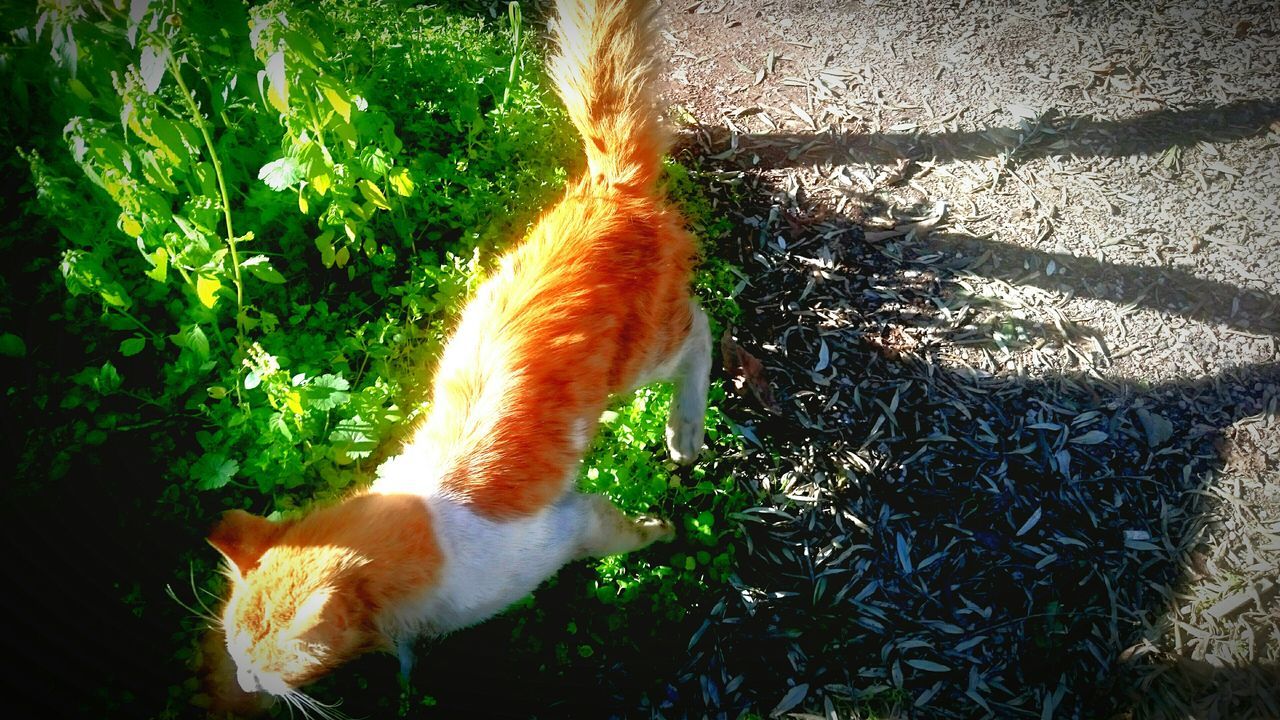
[380,495,587,642]
[571,417,592,453]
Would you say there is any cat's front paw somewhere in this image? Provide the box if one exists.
[397,639,416,680]
[665,418,703,465]
[635,515,676,543]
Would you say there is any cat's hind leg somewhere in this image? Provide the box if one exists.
[663,300,712,465]
[574,494,674,559]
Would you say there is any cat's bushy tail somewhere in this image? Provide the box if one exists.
[549,0,667,189]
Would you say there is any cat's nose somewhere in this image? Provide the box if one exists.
[236,666,264,693]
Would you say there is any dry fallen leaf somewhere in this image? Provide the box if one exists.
[863,325,919,360]
[720,328,780,413]
[768,683,809,718]
[1136,408,1174,447]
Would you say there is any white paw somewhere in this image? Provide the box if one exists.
[636,515,675,542]
[665,418,704,466]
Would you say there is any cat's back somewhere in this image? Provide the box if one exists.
[387,184,695,517]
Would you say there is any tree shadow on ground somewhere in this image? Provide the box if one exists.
[721,97,1280,337]
[730,97,1279,167]
[667,98,1280,719]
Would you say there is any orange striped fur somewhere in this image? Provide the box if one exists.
[381,189,697,516]
[203,0,710,712]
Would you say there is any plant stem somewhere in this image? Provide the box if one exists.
[303,91,327,148]
[168,56,248,409]
[501,1,522,111]
[168,57,246,340]
[110,304,164,343]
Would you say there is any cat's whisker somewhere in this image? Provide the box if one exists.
[292,691,331,720]
[279,692,302,720]
[315,694,357,720]
[163,583,221,628]
[291,689,356,720]
[188,560,221,616]
[288,691,320,720]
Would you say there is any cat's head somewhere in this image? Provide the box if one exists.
[203,496,441,712]
[205,509,382,702]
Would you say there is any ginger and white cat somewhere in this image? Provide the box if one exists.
[201,0,711,713]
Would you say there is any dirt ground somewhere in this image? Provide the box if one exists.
[653,0,1279,717]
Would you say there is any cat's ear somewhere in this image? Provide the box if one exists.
[207,509,289,576]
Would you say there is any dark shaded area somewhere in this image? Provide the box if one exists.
[931,232,1279,335]
[730,97,1280,167]
[0,210,198,713]
[661,114,1279,717]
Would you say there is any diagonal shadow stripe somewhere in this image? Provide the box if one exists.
[718,97,1280,166]
[927,232,1280,336]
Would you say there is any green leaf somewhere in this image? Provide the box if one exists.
[333,120,357,148]
[330,416,376,461]
[63,252,133,309]
[193,161,217,195]
[251,264,287,284]
[268,411,293,441]
[196,274,221,308]
[904,659,951,673]
[243,255,286,284]
[311,172,332,196]
[281,30,325,69]
[388,167,415,197]
[357,179,391,210]
[173,324,210,360]
[95,362,122,394]
[305,373,351,411]
[149,115,189,165]
[68,77,92,102]
[0,333,27,357]
[100,284,133,309]
[319,78,352,123]
[144,247,168,283]
[119,337,146,357]
[192,452,239,491]
[315,230,336,267]
[697,510,714,530]
[171,215,214,251]
[262,50,289,113]
[119,213,143,237]
[258,157,302,191]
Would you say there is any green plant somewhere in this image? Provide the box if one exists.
[583,383,744,612]
[4,0,750,712]
[12,0,575,509]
